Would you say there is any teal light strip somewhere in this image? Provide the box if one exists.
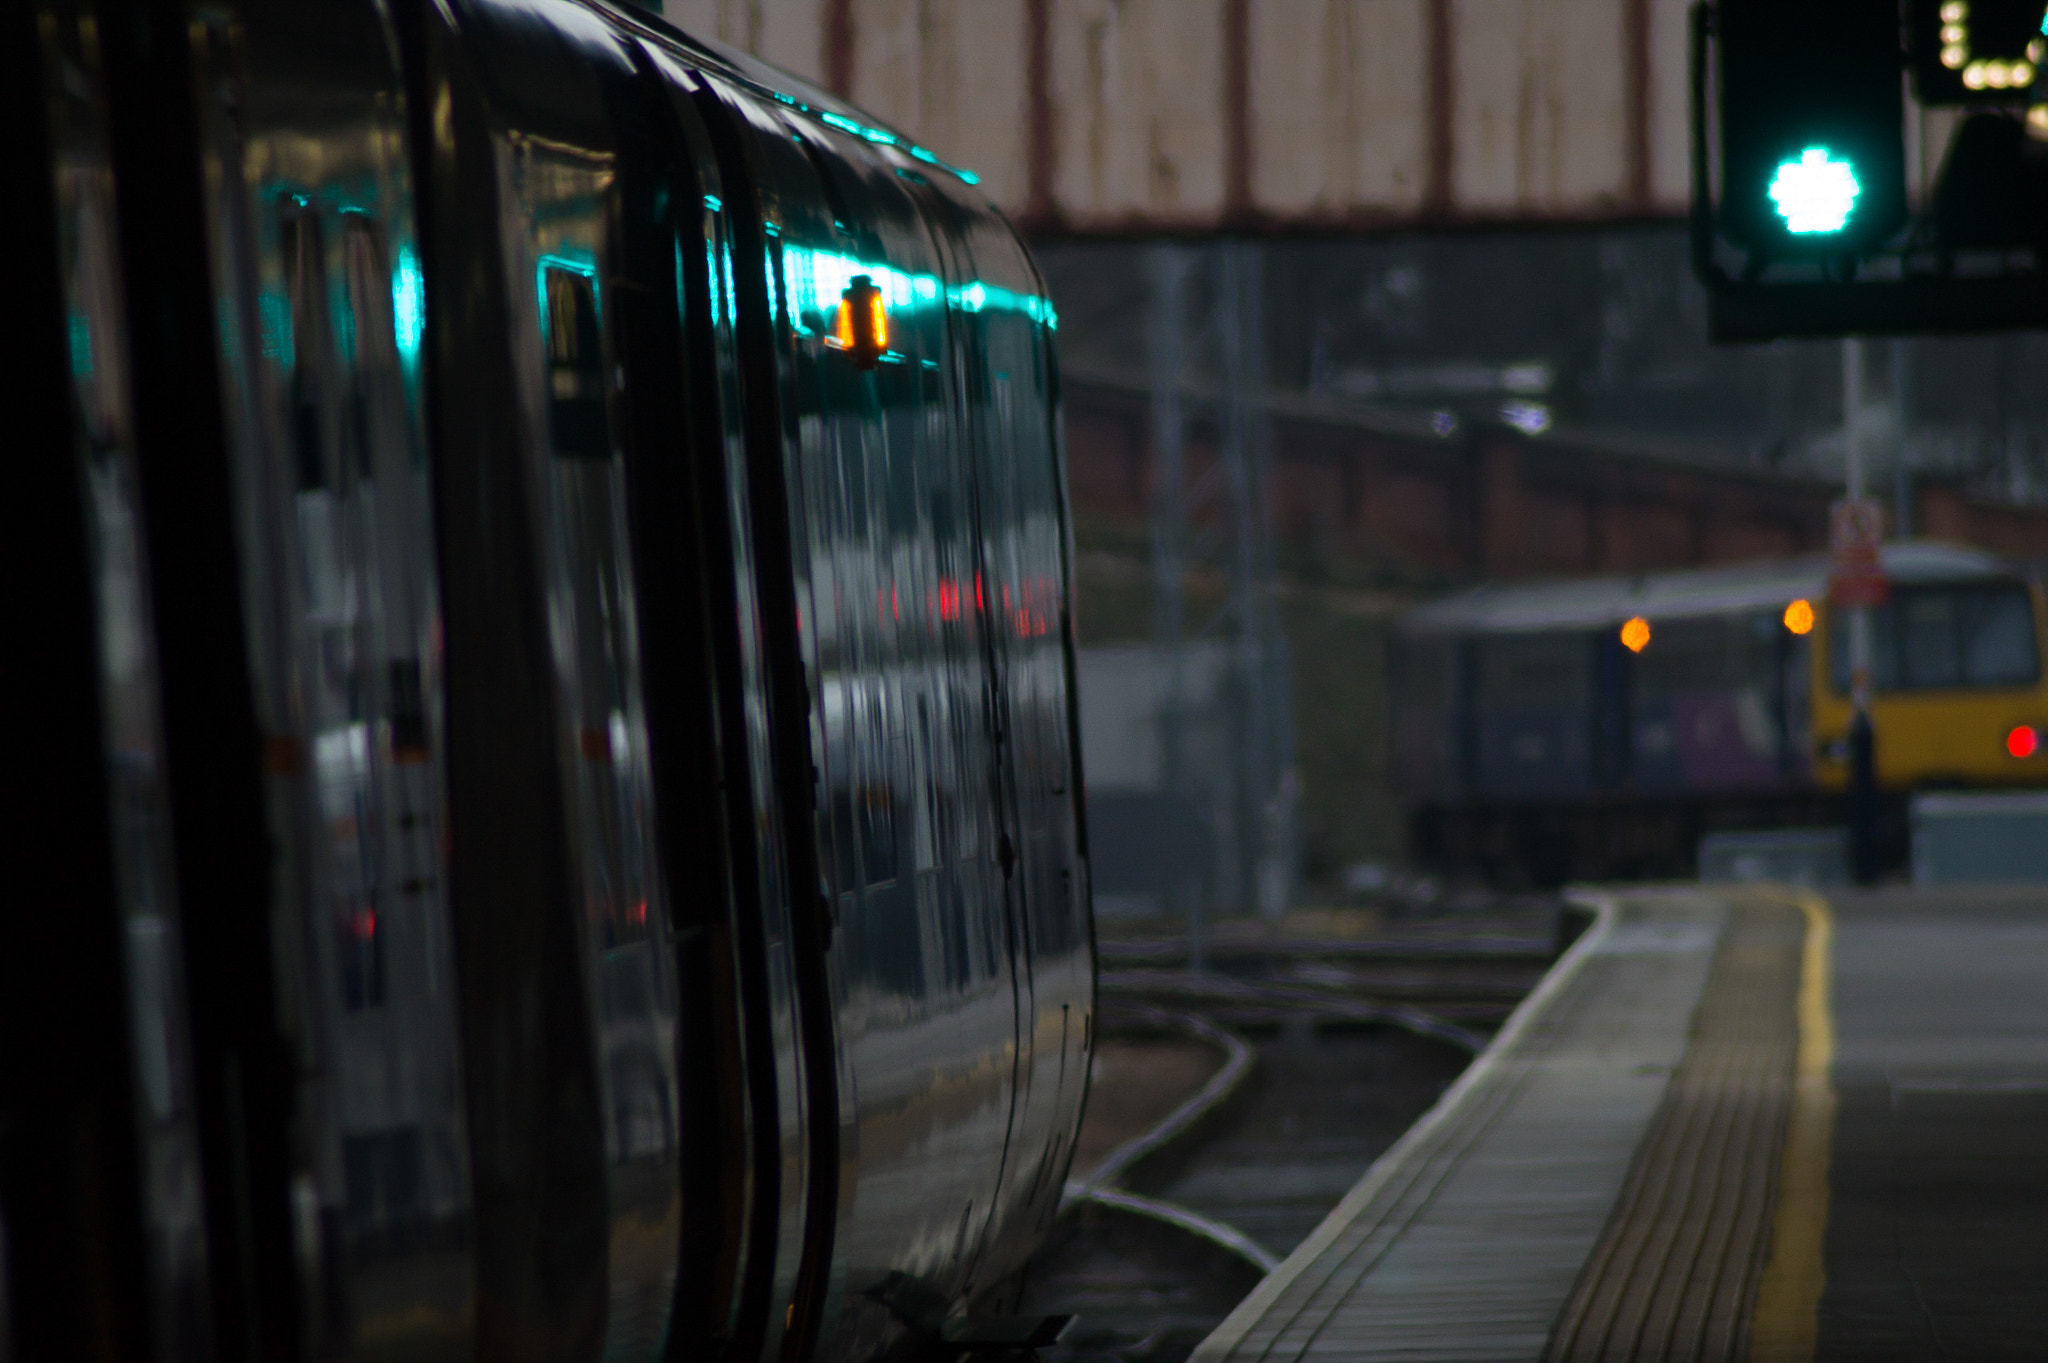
[778,245,1056,331]
[725,70,982,188]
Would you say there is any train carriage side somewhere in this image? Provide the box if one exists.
[1397,562,1827,882]
[7,3,1091,1361]
[674,49,1090,1353]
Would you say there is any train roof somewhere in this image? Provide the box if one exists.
[1400,540,2016,634]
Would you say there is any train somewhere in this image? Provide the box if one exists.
[1395,541,2048,884]
[5,1,1092,1360]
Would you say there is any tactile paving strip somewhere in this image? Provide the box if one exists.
[1543,892,1804,1363]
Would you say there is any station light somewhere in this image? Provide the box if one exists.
[1718,0,1908,254]
[1768,148,1862,234]
[2008,724,2041,757]
[1910,1,2048,105]
[1620,617,1652,653]
[1783,598,1817,635]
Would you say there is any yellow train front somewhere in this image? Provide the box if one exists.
[1396,542,2048,884]
[1809,562,2048,791]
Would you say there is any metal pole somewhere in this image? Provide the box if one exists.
[1240,246,1299,920]
[1891,338,1912,538]
[1844,338,1878,884]
[1147,245,1198,969]
[1219,244,1267,923]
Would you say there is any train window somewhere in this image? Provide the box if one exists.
[1900,593,1964,688]
[544,265,610,460]
[1635,617,1772,695]
[1475,633,1591,708]
[1962,586,2038,685]
[1829,582,2040,692]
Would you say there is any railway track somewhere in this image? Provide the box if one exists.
[1017,901,1573,1363]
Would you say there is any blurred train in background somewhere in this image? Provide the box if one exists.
[1396,542,2048,885]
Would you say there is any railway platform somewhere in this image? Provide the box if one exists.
[1187,884,2048,1362]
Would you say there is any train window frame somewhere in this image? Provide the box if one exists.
[1828,580,2042,694]
[540,260,611,462]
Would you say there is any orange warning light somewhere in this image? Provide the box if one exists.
[1783,598,1816,635]
[866,287,888,350]
[828,273,887,369]
[1620,617,1651,653]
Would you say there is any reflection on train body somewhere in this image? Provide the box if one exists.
[204,5,474,1350]
[35,8,209,1356]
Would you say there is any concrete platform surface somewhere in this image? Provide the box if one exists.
[1188,885,2048,1363]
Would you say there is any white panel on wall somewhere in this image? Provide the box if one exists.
[1454,0,1627,214]
[664,0,763,53]
[757,0,825,87]
[849,0,1029,206]
[1648,0,1692,210]
[943,3,1031,207]
[1251,0,1429,220]
[1052,0,1227,224]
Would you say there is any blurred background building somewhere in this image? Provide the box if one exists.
[663,0,2048,902]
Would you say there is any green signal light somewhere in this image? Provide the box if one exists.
[1768,147,1861,234]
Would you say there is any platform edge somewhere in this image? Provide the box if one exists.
[1186,891,1623,1363]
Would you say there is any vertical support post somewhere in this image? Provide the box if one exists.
[1147,245,1197,968]
[1891,338,1912,538]
[1219,245,1265,924]
[1844,338,1879,884]
[1219,243,1297,921]
[1252,253,1299,923]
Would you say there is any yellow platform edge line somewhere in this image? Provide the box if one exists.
[1746,889,1836,1363]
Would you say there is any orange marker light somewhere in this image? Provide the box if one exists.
[1783,598,1816,635]
[867,287,888,350]
[828,273,887,369]
[1620,616,1651,653]
[2009,725,2039,759]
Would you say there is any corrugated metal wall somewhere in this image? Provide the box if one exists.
[662,0,1693,231]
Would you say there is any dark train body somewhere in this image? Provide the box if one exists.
[5,3,1090,1360]
[1396,543,2048,884]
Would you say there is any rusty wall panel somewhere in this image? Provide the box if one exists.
[1051,0,1230,226]
[847,0,1031,208]
[1452,0,1628,214]
[667,0,828,84]
[660,0,1692,231]
[1648,0,1691,207]
[1250,0,1430,222]
[758,0,825,85]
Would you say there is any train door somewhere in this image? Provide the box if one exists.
[917,191,1094,1280]
[406,6,741,1358]
[630,45,810,1360]
[7,4,209,1354]
[688,67,1038,1353]
[168,4,479,1355]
